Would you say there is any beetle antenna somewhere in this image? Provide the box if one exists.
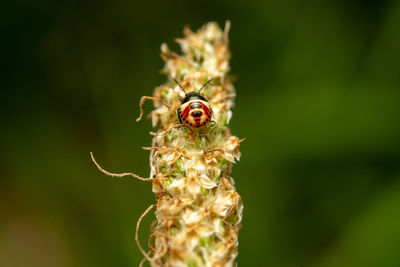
[198,78,213,94]
[172,78,187,94]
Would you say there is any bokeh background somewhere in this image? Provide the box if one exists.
[2,0,400,266]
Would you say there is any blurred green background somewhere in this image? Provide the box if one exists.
[2,0,400,266]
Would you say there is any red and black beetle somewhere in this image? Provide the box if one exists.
[174,79,213,128]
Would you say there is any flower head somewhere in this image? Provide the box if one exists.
[142,22,242,267]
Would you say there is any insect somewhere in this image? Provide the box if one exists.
[174,79,213,128]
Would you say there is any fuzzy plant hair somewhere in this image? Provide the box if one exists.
[92,21,243,267]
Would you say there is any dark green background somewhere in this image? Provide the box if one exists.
[2,0,400,266]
